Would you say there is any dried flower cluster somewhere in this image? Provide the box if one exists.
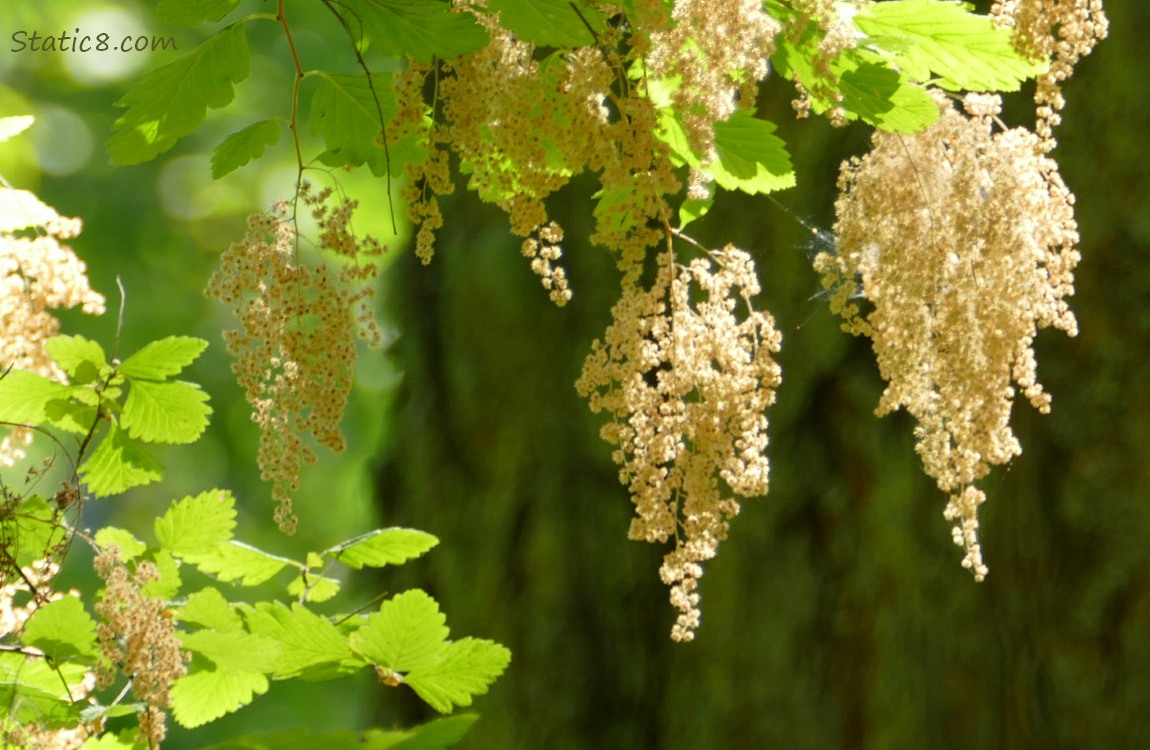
[0,191,105,465]
[990,0,1108,149]
[779,0,858,123]
[647,0,781,157]
[816,92,1080,579]
[205,185,383,531]
[578,243,782,640]
[94,547,186,749]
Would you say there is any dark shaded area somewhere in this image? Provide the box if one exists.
[373,6,1150,748]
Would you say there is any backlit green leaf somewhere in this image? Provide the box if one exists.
[0,370,71,425]
[405,638,511,713]
[22,595,100,662]
[155,490,237,556]
[180,630,282,672]
[709,113,795,195]
[486,0,600,46]
[170,668,269,728]
[349,589,448,673]
[854,0,1045,91]
[212,120,281,179]
[309,73,397,176]
[187,541,291,586]
[243,602,356,679]
[94,527,147,560]
[45,335,106,382]
[181,587,243,632]
[121,379,211,444]
[339,0,489,63]
[109,24,250,165]
[79,426,164,496]
[119,336,208,380]
[325,528,439,569]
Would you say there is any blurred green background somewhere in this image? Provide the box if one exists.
[2,1,1148,748]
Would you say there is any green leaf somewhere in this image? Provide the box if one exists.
[157,0,243,26]
[180,630,282,672]
[243,602,356,679]
[309,73,397,177]
[22,595,100,663]
[486,0,600,46]
[854,0,1045,92]
[678,196,713,230]
[709,113,795,195]
[155,490,237,556]
[170,668,269,728]
[109,24,250,165]
[287,570,342,603]
[94,527,147,560]
[140,548,184,600]
[180,587,243,632]
[121,379,211,444]
[834,55,941,132]
[0,115,34,142]
[4,497,68,571]
[0,370,71,425]
[325,528,439,569]
[79,426,164,497]
[212,119,281,178]
[405,638,511,714]
[45,335,106,382]
[118,336,208,380]
[339,0,489,63]
[187,541,291,586]
[349,589,449,673]
[0,653,89,726]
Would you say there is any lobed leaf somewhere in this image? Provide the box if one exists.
[109,24,250,165]
[854,0,1045,92]
[339,0,489,63]
[309,73,397,176]
[211,119,281,179]
[187,541,291,586]
[79,426,164,496]
[118,336,208,380]
[325,528,439,569]
[155,489,237,556]
[405,638,511,714]
[349,589,449,673]
[121,379,211,444]
[170,668,270,728]
[709,113,796,195]
[486,0,600,46]
[22,595,101,663]
[180,630,283,672]
[180,587,244,632]
[0,370,72,426]
[45,335,107,383]
[242,602,356,679]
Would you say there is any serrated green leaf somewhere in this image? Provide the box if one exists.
[340,0,489,63]
[287,570,341,603]
[309,73,397,176]
[854,0,1045,91]
[211,120,281,179]
[79,426,164,497]
[43,396,100,435]
[22,595,100,662]
[0,653,90,725]
[326,528,439,569]
[155,490,237,556]
[0,369,71,425]
[94,527,147,560]
[180,630,282,672]
[121,379,211,444]
[486,0,600,46]
[834,55,941,132]
[405,638,511,714]
[678,196,713,230]
[157,0,243,26]
[118,336,208,380]
[140,548,183,600]
[243,602,356,679]
[45,335,106,382]
[170,668,269,728]
[187,541,290,586]
[109,24,249,165]
[180,587,243,631]
[3,497,68,572]
[350,589,449,673]
[709,113,795,194]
